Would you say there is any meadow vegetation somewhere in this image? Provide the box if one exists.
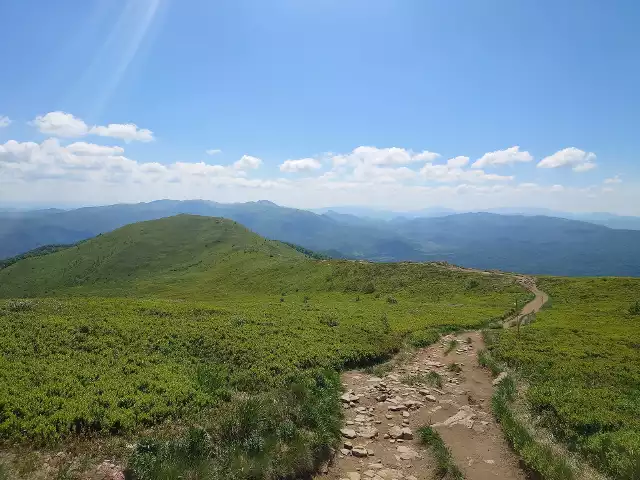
[489,276,640,479]
[418,426,464,480]
[0,215,530,478]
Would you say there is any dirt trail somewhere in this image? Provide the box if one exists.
[319,276,547,480]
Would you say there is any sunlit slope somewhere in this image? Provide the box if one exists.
[0,214,526,302]
[0,215,308,298]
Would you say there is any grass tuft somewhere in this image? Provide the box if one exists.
[418,426,464,479]
[477,349,501,377]
[447,362,462,373]
[444,339,458,355]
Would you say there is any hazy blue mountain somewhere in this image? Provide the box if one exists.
[2,201,640,276]
[392,213,640,276]
[0,200,423,262]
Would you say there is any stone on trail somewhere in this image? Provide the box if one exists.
[388,425,403,439]
[352,446,368,457]
[341,391,360,403]
[400,427,413,440]
[492,371,508,386]
[396,445,420,460]
[387,404,406,411]
[341,428,357,439]
[358,427,378,439]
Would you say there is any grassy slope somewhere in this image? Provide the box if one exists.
[0,215,529,446]
[491,276,640,479]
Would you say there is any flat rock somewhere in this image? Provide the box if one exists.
[341,428,357,439]
[352,446,368,458]
[358,427,378,439]
[492,371,508,386]
[401,427,413,440]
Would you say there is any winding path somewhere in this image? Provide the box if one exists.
[318,274,548,480]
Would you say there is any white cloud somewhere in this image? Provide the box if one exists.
[280,158,322,173]
[90,123,154,143]
[471,146,533,169]
[353,165,417,184]
[66,142,125,156]
[3,139,633,214]
[30,111,154,142]
[420,163,513,183]
[0,138,266,186]
[572,162,597,172]
[604,175,622,184]
[233,155,262,171]
[332,146,440,168]
[537,147,597,172]
[172,161,231,177]
[412,150,441,163]
[206,149,222,155]
[447,156,470,168]
[0,116,11,128]
[32,112,90,137]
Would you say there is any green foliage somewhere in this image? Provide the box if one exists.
[127,370,341,480]
[465,278,479,290]
[477,349,501,377]
[279,241,330,260]
[0,215,528,479]
[491,277,640,479]
[629,301,640,316]
[425,371,443,389]
[491,375,575,480]
[361,281,376,294]
[4,299,36,312]
[408,328,440,348]
[418,426,464,479]
[0,244,74,270]
[386,295,398,304]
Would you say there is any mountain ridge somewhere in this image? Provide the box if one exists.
[2,200,640,276]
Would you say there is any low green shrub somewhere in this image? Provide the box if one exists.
[492,376,575,480]
[127,370,342,480]
[418,426,464,479]
[408,329,440,348]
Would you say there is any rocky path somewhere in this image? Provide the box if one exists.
[319,277,547,480]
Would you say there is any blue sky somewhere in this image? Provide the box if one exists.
[1,0,638,213]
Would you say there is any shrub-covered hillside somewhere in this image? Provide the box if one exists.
[0,215,529,478]
[490,276,640,479]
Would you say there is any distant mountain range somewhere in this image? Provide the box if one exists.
[313,206,640,230]
[2,199,640,276]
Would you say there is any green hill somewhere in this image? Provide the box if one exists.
[0,215,530,479]
[0,215,309,298]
